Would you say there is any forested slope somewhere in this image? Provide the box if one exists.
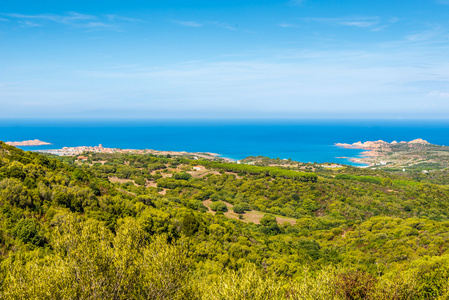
[1,141,449,299]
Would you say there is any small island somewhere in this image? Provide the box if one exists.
[336,139,449,170]
[6,139,51,146]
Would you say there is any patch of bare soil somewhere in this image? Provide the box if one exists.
[108,177,137,186]
[203,200,296,225]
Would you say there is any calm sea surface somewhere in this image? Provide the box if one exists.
[1,119,449,166]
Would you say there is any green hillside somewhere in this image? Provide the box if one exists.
[1,141,449,299]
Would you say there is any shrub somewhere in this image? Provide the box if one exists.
[12,218,45,246]
[134,176,146,186]
[210,201,228,213]
[337,270,377,300]
[233,204,247,214]
[173,172,192,180]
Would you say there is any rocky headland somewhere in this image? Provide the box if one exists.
[335,139,430,150]
[335,139,449,169]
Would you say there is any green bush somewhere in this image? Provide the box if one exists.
[233,204,247,214]
[134,176,146,186]
[210,201,228,212]
[173,172,192,180]
[11,218,45,246]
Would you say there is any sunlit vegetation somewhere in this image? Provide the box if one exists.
[2,141,449,298]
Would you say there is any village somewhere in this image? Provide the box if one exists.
[37,144,226,161]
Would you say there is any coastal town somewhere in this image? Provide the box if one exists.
[37,144,135,156]
[34,143,226,161]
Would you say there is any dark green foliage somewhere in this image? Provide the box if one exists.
[12,218,45,246]
[180,212,200,236]
[232,203,247,214]
[173,172,192,180]
[210,201,228,212]
[134,176,146,186]
[259,214,282,235]
[187,200,207,212]
[4,165,26,180]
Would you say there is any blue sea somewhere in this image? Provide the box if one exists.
[1,119,449,166]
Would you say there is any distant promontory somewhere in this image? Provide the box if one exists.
[334,139,449,168]
[6,139,51,146]
[335,139,430,150]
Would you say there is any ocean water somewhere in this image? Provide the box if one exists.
[1,119,449,166]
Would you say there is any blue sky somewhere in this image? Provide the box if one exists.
[1,0,449,119]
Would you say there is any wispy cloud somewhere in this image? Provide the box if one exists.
[105,14,144,23]
[19,20,42,27]
[405,26,445,42]
[338,21,378,28]
[305,17,380,28]
[429,91,449,98]
[278,22,297,28]
[2,12,95,24]
[298,16,401,32]
[172,20,239,31]
[207,21,237,31]
[436,0,449,4]
[1,12,138,31]
[172,20,202,27]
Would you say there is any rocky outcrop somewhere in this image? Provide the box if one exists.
[408,139,430,145]
[335,139,430,150]
[6,139,51,146]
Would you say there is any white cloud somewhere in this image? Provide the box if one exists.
[19,20,42,27]
[171,20,240,31]
[1,12,137,30]
[2,12,95,24]
[429,91,449,98]
[105,14,144,23]
[404,27,445,42]
[172,20,202,27]
[278,23,297,28]
[305,17,380,29]
[339,21,378,28]
[207,21,237,31]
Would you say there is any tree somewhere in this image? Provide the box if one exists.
[260,214,281,235]
[210,201,228,212]
[173,172,192,180]
[134,176,146,186]
[233,204,246,214]
[12,218,45,246]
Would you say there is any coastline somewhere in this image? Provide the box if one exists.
[5,135,441,168]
